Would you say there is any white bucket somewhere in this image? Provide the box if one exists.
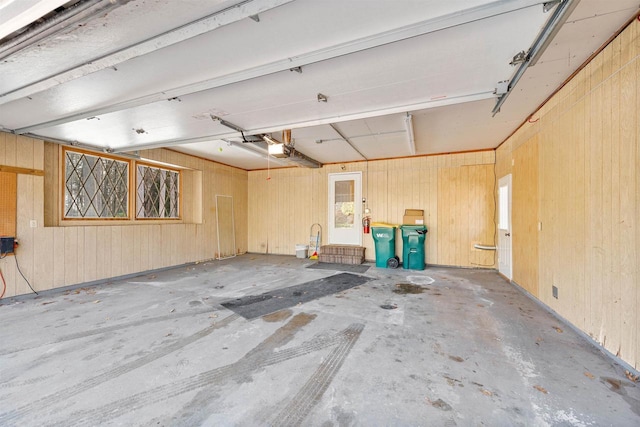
[295,244,308,259]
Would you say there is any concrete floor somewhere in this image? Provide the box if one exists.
[1,254,639,426]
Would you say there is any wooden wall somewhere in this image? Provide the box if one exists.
[496,19,640,369]
[248,152,496,268]
[512,135,539,296]
[0,132,247,298]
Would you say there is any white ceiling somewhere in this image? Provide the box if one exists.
[0,0,637,170]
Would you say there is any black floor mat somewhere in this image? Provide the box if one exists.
[306,263,370,274]
[221,273,370,319]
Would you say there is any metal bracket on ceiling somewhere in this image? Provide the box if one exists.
[495,80,509,95]
[509,51,527,66]
[249,14,260,22]
[211,115,244,133]
[543,1,561,13]
[317,93,328,103]
[492,0,579,116]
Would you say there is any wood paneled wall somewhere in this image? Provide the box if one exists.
[0,132,248,298]
[496,19,640,369]
[248,152,496,268]
[512,136,539,296]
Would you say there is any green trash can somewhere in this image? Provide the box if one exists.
[371,226,397,268]
[400,225,428,270]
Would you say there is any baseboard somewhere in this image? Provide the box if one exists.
[509,279,640,378]
[0,258,215,304]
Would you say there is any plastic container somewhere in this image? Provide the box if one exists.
[295,244,308,259]
[371,226,397,268]
[399,225,427,270]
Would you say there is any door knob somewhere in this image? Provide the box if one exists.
[505,233,511,237]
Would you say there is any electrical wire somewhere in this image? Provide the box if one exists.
[0,268,6,299]
[366,160,369,212]
[14,254,38,295]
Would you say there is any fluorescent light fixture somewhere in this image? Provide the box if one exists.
[404,113,416,155]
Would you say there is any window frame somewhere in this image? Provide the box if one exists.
[60,147,183,225]
[61,147,132,221]
[134,161,182,221]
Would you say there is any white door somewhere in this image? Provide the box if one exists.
[328,172,362,246]
[498,174,512,279]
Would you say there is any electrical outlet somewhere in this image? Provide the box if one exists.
[552,285,558,299]
[30,220,37,228]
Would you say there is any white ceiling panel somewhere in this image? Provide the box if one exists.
[0,0,546,130]
[0,0,637,170]
[6,4,548,148]
[412,99,521,154]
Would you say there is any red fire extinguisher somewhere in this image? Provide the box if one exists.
[362,216,371,234]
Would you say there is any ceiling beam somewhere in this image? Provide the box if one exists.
[0,0,295,104]
[13,0,541,134]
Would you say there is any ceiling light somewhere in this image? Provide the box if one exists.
[404,113,416,156]
[268,143,287,158]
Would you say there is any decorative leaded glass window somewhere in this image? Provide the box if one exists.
[136,164,180,219]
[64,150,129,218]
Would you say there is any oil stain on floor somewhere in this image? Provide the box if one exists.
[393,283,425,294]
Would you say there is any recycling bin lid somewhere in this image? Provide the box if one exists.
[400,225,427,230]
[371,222,397,228]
